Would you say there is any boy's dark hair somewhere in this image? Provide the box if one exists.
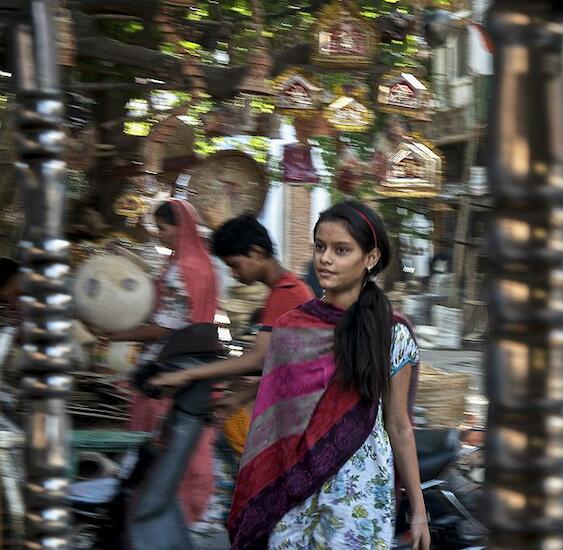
[0,258,19,290]
[212,214,274,258]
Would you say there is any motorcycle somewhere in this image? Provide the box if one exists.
[69,428,488,549]
[394,428,487,549]
[69,325,249,549]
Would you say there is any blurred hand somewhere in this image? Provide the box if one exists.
[148,370,192,394]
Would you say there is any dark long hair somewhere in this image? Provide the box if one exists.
[314,200,393,402]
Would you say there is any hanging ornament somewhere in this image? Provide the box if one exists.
[377,9,416,43]
[142,106,196,187]
[233,0,276,136]
[274,68,322,115]
[323,84,374,133]
[312,0,378,69]
[238,0,273,96]
[182,54,208,97]
[157,6,208,96]
[423,9,453,49]
[335,140,365,196]
[376,70,433,121]
[283,143,319,185]
[371,133,443,198]
[203,105,238,137]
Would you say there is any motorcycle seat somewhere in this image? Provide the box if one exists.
[414,428,460,482]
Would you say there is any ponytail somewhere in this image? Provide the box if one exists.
[334,280,392,401]
[315,200,393,403]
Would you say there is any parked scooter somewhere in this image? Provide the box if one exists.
[394,428,487,549]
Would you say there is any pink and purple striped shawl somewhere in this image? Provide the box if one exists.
[228,299,380,549]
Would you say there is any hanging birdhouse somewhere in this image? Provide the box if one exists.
[274,68,322,114]
[312,0,378,69]
[376,70,433,121]
[374,135,443,198]
[324,95,374,133]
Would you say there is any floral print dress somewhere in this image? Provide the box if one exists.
[130,262,191,433]
[268,323,419,550]
[139,262,191,365]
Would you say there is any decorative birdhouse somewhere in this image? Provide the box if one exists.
[274,69,322,114]
[312,0,378,68]
[374,136,443,198]
[324,95,374,133]
[377,71,433,121]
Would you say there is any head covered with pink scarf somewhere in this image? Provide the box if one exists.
[156,198,217,323]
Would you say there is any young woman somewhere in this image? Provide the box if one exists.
[102,198,217,527]
[228,200,430,549]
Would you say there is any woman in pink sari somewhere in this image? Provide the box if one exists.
[229,200,429,549]
[105,199,217,527]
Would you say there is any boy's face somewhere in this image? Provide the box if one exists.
[222,248,264,285]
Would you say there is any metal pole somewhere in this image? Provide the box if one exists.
[13,0,72,548]
[486,1,563,548]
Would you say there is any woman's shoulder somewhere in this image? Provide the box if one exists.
[273,300,315,328]
[273,299,333,330]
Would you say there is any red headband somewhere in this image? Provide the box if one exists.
[353,208,378,248]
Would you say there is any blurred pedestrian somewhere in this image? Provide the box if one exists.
[96,199,218,542]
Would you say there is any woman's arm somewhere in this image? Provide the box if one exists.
[384,364,430,550]
[148,331,271,389]
[105,324,171,343]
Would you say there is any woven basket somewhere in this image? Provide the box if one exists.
[416,363,470,428]
[187,150,268,230]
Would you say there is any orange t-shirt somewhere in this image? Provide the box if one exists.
[260,271,314,329]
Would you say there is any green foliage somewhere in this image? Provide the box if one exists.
[116,0,431,201]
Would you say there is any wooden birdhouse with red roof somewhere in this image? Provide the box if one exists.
[377,71,433,121]
[311,0,378,68]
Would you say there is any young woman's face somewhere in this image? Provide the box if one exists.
[156,217,177,250]
[313,220,379,295]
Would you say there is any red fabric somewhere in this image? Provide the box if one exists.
[130,199,218,524]
[260,272,314,327]
[229,303,361,522]
[230,380,359,519]
[470,22,495,53]
[158,199,217,324]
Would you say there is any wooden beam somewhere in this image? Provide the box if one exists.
[78,36,182,73]
[75,0,160,20]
